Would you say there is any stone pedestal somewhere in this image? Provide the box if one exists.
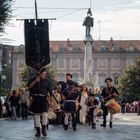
[84,36,94,86]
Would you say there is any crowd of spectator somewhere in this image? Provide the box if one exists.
[0,88,29,120]
[0,86,140,121]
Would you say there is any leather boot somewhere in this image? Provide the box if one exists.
[92,123,96,129]
[100,121,106,127]
[109,122,113,128]
[63,124,68,130]
[73,126,77,131]
[42,125,47,136]
[35,127,41,137]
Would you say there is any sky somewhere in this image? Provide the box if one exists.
[1,0,140,45]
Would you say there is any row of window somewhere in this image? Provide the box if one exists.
[99,45,136,52]
[54,44,137,52]
[57,58,80,68]
[58,44,81,52]
[55,57,134,69]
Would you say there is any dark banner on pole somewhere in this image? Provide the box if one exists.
[24,19,50,71]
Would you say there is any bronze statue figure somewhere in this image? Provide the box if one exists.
[83,9,94,37]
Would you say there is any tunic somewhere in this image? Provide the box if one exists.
[62,85,78,113]
[28,77,52,113]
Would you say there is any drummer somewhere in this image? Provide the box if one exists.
[62,73,79,131]
[100,77,119,128]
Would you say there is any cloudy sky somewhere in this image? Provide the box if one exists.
[1,0,140,45]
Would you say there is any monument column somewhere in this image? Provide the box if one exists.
[83,9,94,86]
[84,38,94,84]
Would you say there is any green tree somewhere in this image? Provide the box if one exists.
[118,59,140,103]
[0,0,13,32]
[20,66,57,88]
[0,87,7,96]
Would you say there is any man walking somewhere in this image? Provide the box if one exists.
[100,77,119,128]
[28,68,53,137]
[62,73,79,131]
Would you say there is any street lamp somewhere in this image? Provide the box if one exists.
[1,75,6,89]
[0,64,7,94]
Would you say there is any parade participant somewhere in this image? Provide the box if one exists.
[27,68,53,137]
[79,86,88,124]
[100,77,119,128]
[76,85,82,124]
[52,87,62,125]
[94,87,102,122]
[86,93,100,129]
[62,73,79,131]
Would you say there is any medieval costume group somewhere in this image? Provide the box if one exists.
[27,69,120,137]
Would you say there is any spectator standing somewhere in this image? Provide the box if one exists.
[9,90,20,120]
[19,88,29,119]
[120,98,126,114]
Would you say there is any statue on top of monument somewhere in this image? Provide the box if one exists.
[83,8,94,37]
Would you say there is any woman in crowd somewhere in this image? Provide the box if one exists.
[79,86,88,124]
[52,86,62,125]
[19,88,29,120]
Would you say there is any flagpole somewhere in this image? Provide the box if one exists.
[35,0,38,20]
[90,0,92,9]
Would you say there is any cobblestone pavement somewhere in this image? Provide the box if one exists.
[0,113,140,140]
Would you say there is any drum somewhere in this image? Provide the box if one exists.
[105,99,121,114]
[48,110,57,121]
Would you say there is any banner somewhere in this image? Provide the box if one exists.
[24,19,50,71]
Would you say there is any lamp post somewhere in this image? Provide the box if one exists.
[1,75,6,89]
[0,64,7,95]
[0,64,2,95]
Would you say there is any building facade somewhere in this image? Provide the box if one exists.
[12,39,140,88]
[12,45,25,88]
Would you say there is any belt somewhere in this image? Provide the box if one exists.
[32,94,46,97]
[65,100,76,103]
[89,105,97,109]
[89,106,94,109]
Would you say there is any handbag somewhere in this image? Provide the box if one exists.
[48,109,57,121]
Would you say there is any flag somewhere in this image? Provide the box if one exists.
[24,19,50,71]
